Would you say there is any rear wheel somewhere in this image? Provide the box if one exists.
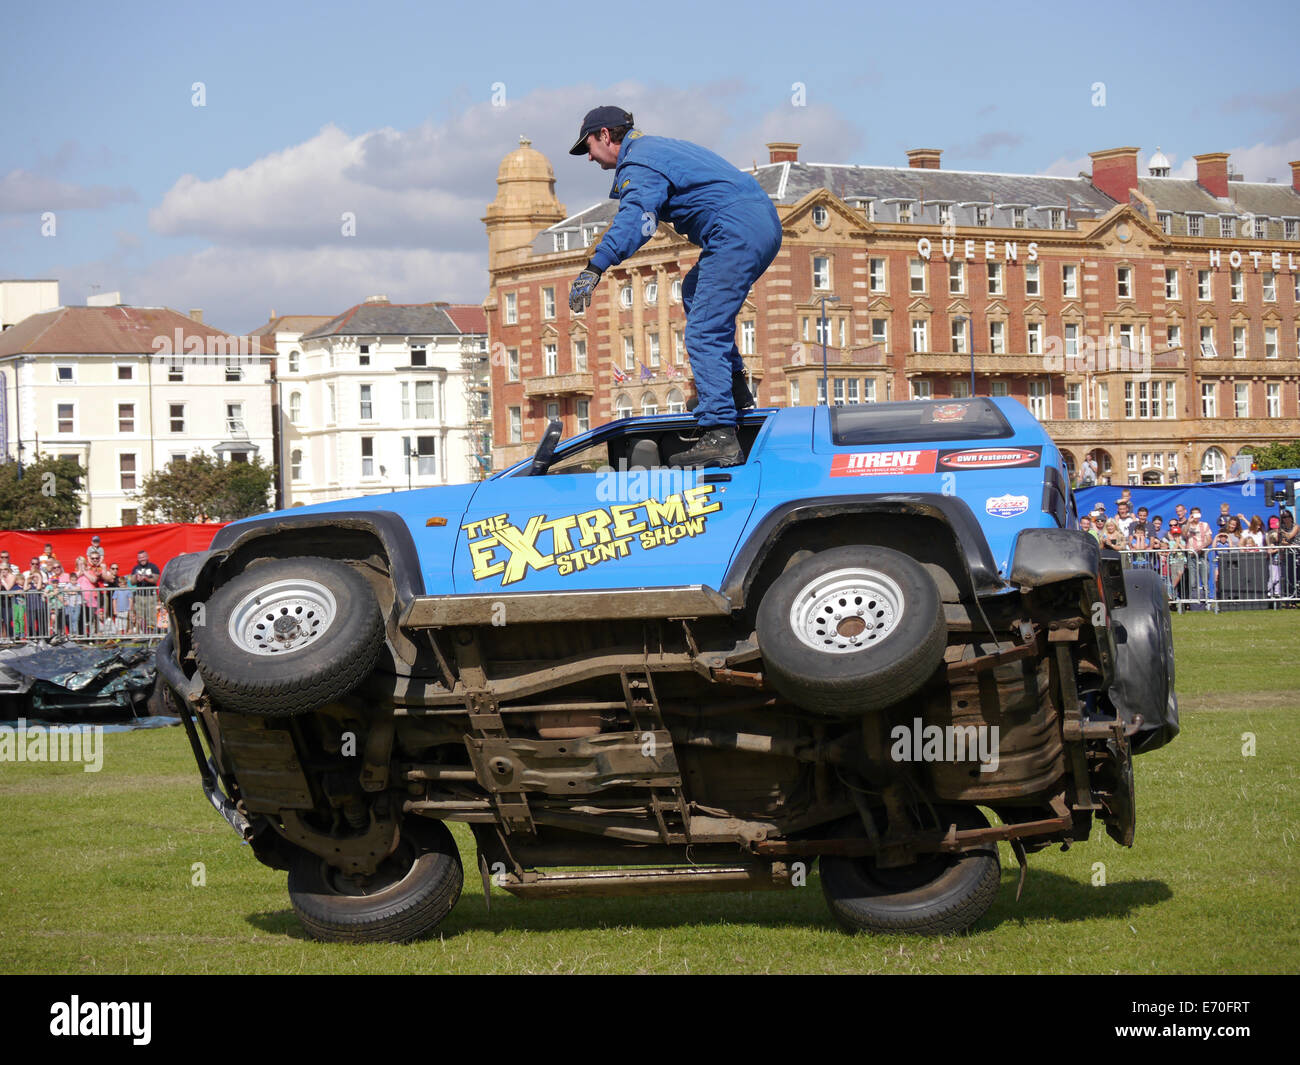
[756,545,946,716]
[287,820,463,943]
[820,807,1000,935]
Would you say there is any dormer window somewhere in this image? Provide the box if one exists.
[937,204,952,226]
[1048,208,1065,230]
[897,201,912,223]
[1011,207,1026,229]
[1158,212,1172,234]
[1220,217,1235,238]
[975,206,990,226]
[812,205,829,228]
[552,231,569,252]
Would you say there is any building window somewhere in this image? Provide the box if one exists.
[225,357,242,381]
[911,378,932,400]
[577,399,590,431]
[897,201,912,223]
[1200,326,1218,358]
[1230,270,1243,301]
[1201,382,1217,418]
[740,320,755,355]
[288,349,299,372]
[814,256,831,290]
[911,319,928,352]
[950,379,970,399]
[950,319,966,353]
[507,348,519,382]
[289,391,301,422]
[410,345,427,367]
[361,436,374,477]
[359,384,373,420]
[1286,220,1299,241]
[552,231,568,252]
[989,320,1005,354]
[546,401,560,422]
[169,403,184,433]
[1198,270,1212,301]
[987,263,1003,295]
[1187,214,1203,237]
[168,361,184,382]
[1263,271,1277,301]
[415,380,435,419]
[644,282,657,305]
[118,403,134,433]
[671,279,682,302]
[1126,380,1170,420]
[648,332,661,366]
[908,259,926,294]
[115,453,136,491]
[1235,382,1249,418]
[543,343,557,376]
[869,258,886,292]
[790,380,801,406]
[1096,382,1109,418]
[832,378,845,406]
[1267,383,1281,417]
[1254,217,1268,239]
[623,336,635,369]
[1265,326,1278,358]
[1027,380,1048,419]
[327,384,337,423]
[411,436,437,477]
[862,379,877,403]
[358,343,370,366]
[948,262,964,295]
[508,406,521,443]
[975,206,990,227]
[1117,266,1132,298]
[114,363,134,382]
[1027,322,1042,355]
[1065,323,1079,356]
[573,339,587,371]
[620,285,633,309]
[937,204,952,227]
[1158,212,1172,234]
[1232,326,1246,359]
[1220,217,1235,238]
[1168,323,1181,349]
[291,450,303,480]
[871,318,888,347]
[1067,383,1082,420]
[1049,209,1065,230]
[615,393,632,419]
[1119,323,1135,351]
[1163,268,1179,300]
[674,330,685,363]
[1024,262,1040,296]
[1062,264,1077,298]
[505,293,517,324]
[1011,207,1026,229]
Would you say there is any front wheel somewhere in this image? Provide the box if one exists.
[287,820,464,943]
[194,556,384,715]
[820,807,1001,936]
[756,545,946,716]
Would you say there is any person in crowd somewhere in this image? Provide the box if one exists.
[1173,503,1189,529]
[0,553,17,639]
[1114,500,1135,539]
[1217,502,1232,531]
[39,543,59,577]
[1077,455,1098,488]
[1223,515,1243,546]
[1128,521,1152,568]
[1279,510,1299,601]
[1186,506,1214,598]
[1101,519,1127,551]
[44,564,69,637]
[85,534,104,564]
[23,568,45,639]
[1150,515,1164,539]
[104,564,133,634]
[1246,515,1266,544]
[1078,515,1100,542]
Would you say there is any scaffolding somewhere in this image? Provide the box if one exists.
[461,336,493,480]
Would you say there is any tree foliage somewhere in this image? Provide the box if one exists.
[0,454,87,529]
[1243,440,1300,471]
[135,452,275,523]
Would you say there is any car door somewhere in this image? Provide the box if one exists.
[454,421,763,594]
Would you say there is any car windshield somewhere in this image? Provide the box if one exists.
[831,399,1013,446]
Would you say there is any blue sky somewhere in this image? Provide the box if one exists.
[2,0,1298,333]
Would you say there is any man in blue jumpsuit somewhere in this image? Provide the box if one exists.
[567,107,783,467]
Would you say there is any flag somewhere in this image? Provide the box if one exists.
[640,362,653,382]
[612,363,626,383]
[667,363,679,377]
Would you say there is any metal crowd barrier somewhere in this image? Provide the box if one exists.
[1116,545,1300,612]
[0,586,165,642]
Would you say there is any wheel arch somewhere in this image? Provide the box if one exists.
[724,494,1002,613]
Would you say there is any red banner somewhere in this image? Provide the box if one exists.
[0,523,227,573]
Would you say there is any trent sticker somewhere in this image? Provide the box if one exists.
[463,485,722,586]
[832,450,938,477]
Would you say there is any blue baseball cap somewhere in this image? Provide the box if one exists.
[569,106,634,155]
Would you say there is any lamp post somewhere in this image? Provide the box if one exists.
[952,315,975,395]
[820,295,840,405]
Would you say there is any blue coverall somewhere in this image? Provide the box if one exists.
[587,131,783,428]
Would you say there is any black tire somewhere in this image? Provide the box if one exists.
[194,556,384,716]
[820,807,1001,936]
[287,820,463,943]
[756,545,946,716]
[1109,567,1178,754]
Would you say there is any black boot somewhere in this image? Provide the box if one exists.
[677,426,743,468]
[732,370,755,410]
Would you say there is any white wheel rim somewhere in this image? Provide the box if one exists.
[789,567,905,653]
[227,578,338,655]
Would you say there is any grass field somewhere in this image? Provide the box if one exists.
[1,612,1296,974]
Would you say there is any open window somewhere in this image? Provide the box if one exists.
[523,414,769,476]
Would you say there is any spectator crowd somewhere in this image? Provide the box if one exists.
[0,536,165,641]
[1077,489,1300,605]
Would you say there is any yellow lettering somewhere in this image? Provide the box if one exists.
[541,513,580,553]
[644,494,687,526]
[684,485,722,518]
[610,503,648,538]
[575,507,614,547]
[494,515,554,585]
[468,536,505,580]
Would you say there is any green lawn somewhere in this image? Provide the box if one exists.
[1,612,1296,974]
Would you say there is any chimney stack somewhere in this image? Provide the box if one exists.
[1089,147,1140,204]
[766,142,800,164]
[906,148,942,170]
[188,308,203,324]
[1291,160,1300,195]
[1194,152,1231,198]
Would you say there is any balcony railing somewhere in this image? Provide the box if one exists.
[523,372,595,397]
